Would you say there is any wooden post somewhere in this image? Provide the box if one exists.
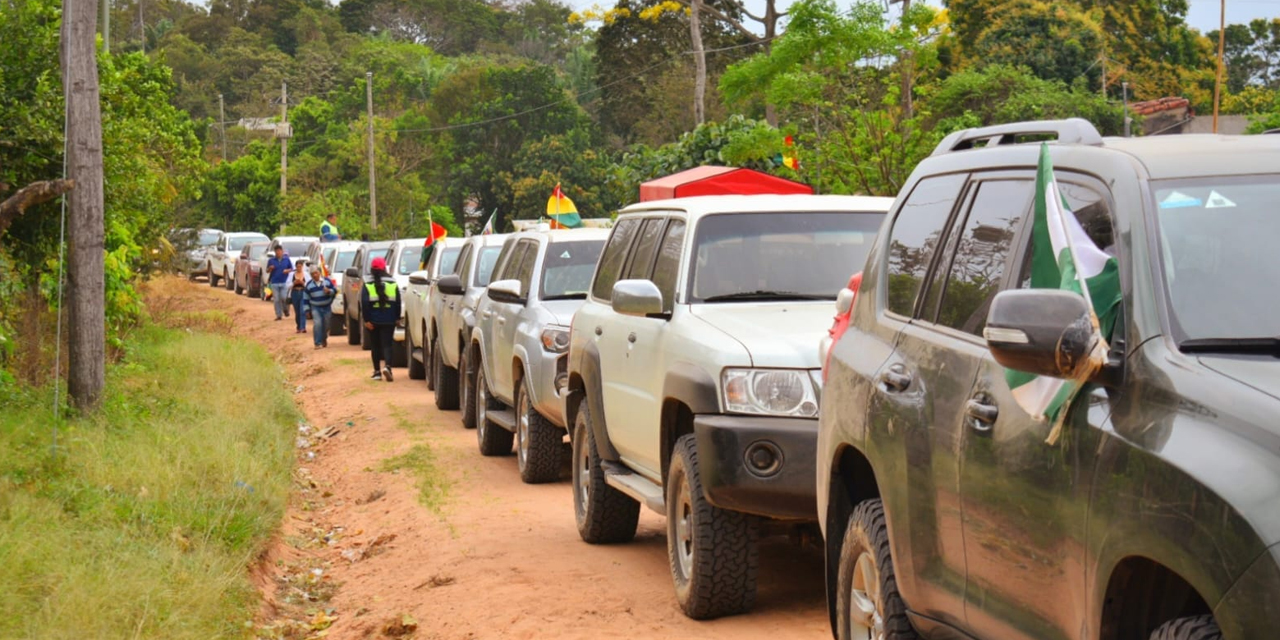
[1212,0,1225,133]
[61,0,107,410]
[366,71,377,231]
[689,0,706,125]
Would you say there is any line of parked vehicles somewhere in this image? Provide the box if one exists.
[184,120,1278,640]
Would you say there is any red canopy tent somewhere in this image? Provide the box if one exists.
[638,166,813,202]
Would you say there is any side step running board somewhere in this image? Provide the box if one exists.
[486,408,517,433]
[602,461,665,513]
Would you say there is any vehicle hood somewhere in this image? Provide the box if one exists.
[1198,356,1280,404]
[540,299,586,327]
[689,302,830,368]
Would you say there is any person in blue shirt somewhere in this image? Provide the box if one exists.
[320,214,341,241]
[304,265,336,348]
[360,257,401,381]
[265,245,293,321]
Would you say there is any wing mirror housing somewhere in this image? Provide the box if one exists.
[486,279,524,305]
[408,270,431,286]
[611,280,663,317]
[984,289,1105,380]
[345,267,359,279]
[436,274,465,296]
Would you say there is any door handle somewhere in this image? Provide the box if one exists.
[966,397,999,433]
[627,332,637,344]
[594,326,603,336]
[497,317,506,325]
[878,365,912,392]
[482,310,492,318]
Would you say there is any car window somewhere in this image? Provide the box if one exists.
[491,241,521,282]
[199,231,220,246]
[541,240,607,300]
[513,241,538,295]
[886,173,968,317]
[332,250,356,272]
[228,236,256,252]
[250,244,267,259]
[437,247,461,277]
[651,220,686,312]
[454,244,474,286]
[933,180,1033,335]
[1016,181,1116,289]
[282,241,310,256]
[475,246,505,288]
[625,218,666,280]
[364,248,390,273]
[396,246,421,275]
[592,218,642,301]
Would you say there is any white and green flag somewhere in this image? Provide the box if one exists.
[1007,143,1122,427]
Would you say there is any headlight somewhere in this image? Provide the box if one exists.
[722,368,820,418]
[541,325,570,353]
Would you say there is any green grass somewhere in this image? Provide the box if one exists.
[0,325,299,639]
[378,444,449,514]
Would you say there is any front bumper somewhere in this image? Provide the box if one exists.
[529,347,567,428]
[693,414,819,521]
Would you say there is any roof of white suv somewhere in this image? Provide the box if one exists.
[507,228,612,243]
[618,194,895,219]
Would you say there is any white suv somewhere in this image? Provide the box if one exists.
[405,237,465,383]
[565,194,892,620]
[207,231,268,288]
[470,228,609,483]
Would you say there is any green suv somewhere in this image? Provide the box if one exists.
[817,119,1280,640]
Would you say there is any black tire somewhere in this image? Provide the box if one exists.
[572,401,640,544]
[459,345,477,428]
[361,322,373,351]
[666,434,759,619]
[433,337,460,411]
[476,364,513,456]
[222,268,232,290]
[234,273,244,295]
[1150,616,1223,640]
[391,337,408,368]
[837,499,918,640]
[516,376,562,483]
[208,264,218,287]
[407,330,426,380]
[424,325,436,390]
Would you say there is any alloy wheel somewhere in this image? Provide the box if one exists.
[849,551,885,639]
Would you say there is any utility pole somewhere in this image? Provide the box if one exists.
[137,0,144,53]
[218,93,226,162]
[366,71,377,231]
[689,0,706,124]
[1122,81,1130,137]
[1212,0,1226,133]
[101,0,109,53]
[279,80,288,233]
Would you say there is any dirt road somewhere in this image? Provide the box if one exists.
[177,280,829,639]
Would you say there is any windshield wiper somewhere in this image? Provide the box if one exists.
[1179,337,1280,357]
[701,290,833,303]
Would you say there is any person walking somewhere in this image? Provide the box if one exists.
[304,265,336,348]
[265,245,293,321]
[320,213,341,241]
[290,266,308,333]
[361,257,401,381]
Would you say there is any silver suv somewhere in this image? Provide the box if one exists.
[405,238,465,383]
[427,234,508,418]
[470,228,609,483]
[565,194,892,620]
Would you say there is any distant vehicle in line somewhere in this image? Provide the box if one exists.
[341,241,393,348]
[307,240,362,335]
[176,227,221,280]
[234,240,270,297]
[406,237,465,384]
[427,234,507,419]
[382,237,428,368]
[207,231,268,288]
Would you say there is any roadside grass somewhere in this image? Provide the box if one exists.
[0,324,299,638]
[378,444,449,514]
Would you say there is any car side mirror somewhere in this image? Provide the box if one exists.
[408,270,431,286]
[345,267,358,278]
[984,289,1104,380]
[437,274,465,296]
[487,279,524,305]
[611,279,663,317]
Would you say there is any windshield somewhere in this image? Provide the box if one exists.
[198,231,220,246]
[282,241,311,256]
[228,235,262,251]
[396,247,421,275]
[248,244,267,259]
[363,248,390,274]
[322,247,337,268]
[1154,176,1279,343]
[688,212,885,302]
[474,246,503,287]
[333,250,357,272]
[437,247,462,277]
[541,240,606,299]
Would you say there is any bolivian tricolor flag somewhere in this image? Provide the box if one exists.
[419,220,448,270]
[547,184,582,229]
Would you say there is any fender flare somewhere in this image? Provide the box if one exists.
[661,362,719,415]
[570,340,620,462]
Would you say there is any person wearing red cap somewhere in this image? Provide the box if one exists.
[361,256,401,381]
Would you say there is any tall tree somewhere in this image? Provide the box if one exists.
[61,0,106,409]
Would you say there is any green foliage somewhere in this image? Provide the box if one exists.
[1246,110,1280,134]
[1212,19,1280,93]
[0,325,298,637]
[926,64,1126,135]
[969,0,1104,87]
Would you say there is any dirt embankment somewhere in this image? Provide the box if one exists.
[178,279,830,639]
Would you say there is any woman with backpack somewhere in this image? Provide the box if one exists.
[360,257,401,381]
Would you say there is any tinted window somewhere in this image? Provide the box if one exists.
[228,236,259,251]
[592,219,641,300]
[199,231,220,246]
[1017,181,1116,289]
[396,247,421,275]
[625,218,666,280]
[513,241,538,295]
[282,241,311,256]
[886,174,967,316]
[542,240,607,300]
[689,212,884,302]
[454,245,474,284]
[249,244,267,259]
[332,250,356,272]
[935,180,1033,335]
[494,243,524,282]
[474,246,504,287]
[651,220,686,312]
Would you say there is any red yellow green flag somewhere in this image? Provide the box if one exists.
[546,184,582,228]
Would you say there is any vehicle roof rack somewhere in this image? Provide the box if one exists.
[930,118,1104,157]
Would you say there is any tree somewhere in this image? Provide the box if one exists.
[1212,19,1280,92]
[970,0,1104,87]
[926,64,1125,135]
[62,0,107,409]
